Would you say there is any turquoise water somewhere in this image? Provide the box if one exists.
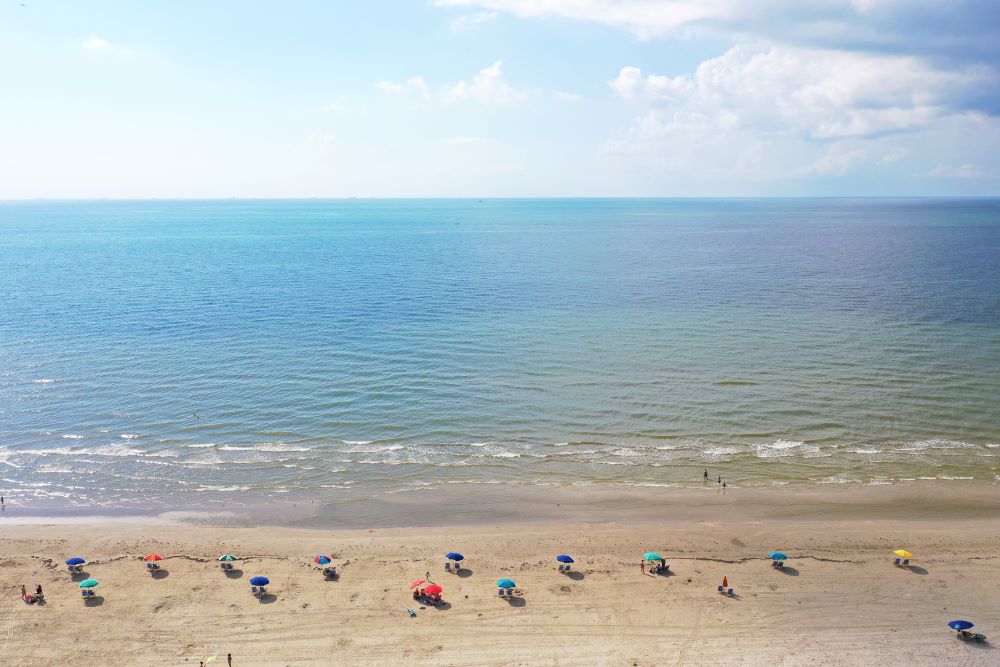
[1,199,999,512]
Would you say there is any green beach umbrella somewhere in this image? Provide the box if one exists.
[643,552,663,561]
[78,579,99,588]
[218,554,238,561]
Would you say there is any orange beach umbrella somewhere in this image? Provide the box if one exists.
[410,579,426,589]
[144,554,164,561]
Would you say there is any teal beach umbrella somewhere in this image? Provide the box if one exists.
[643,552,663,561]
[497,579,516,589]
[78,579,99,588]
[218,554,238,561]
[768,552,787,560]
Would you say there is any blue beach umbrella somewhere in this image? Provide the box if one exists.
[556,555,574,563]
[445,552,464,561]
[249,576,270,587]
[497,579,516,589]
[66,557,86,566]
[314,555,331,566]
[949,620,974,631]
[768,552,787,560]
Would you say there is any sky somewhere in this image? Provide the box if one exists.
[2,0,999,198]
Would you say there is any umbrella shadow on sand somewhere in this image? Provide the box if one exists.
[504,596,526,608]
[564,571,585,581]
[71,572,90,582]
[258,593,278,604]
[224,569,244,579]
[84,596,105,607]
[778,566,799,576]
[456,568,474,579]
[151,570,170,580]
[432,602,452,611]
[907,565,929,575]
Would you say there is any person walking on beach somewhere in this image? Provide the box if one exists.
[228,654,232,666]
[703,470,708,481]
[640,561,645,574]
[20,584,26,599]
[717,475,721,484]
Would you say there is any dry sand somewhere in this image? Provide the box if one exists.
[2,487,999,666]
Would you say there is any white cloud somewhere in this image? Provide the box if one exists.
[450,11,499,30]
[805,145,870,175]
[929,163,984,178]
[375,76,430,98]
[434,0,724,39]
[609,44,984,140]
[82,35,112,53]
[306,133,337,150]
[446,60,531,104]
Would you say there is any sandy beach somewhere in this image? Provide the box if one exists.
[2,485,998,666]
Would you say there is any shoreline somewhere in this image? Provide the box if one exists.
[3,479,999,530]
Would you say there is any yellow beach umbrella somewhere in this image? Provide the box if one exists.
[894,550,913,559]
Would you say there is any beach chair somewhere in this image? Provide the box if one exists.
[258,586,267,596]
[902,559,910,566]
[498,588,507,597]
[894,558,901,566]
[445,562,452,572]
[323,567,336,577]
[728,588,734,596]
[250,586,259,595]
[718,585,724,593]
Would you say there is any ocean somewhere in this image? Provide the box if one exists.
[1,198,998,515]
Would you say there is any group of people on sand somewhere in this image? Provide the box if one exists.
[412,587,443,606]
[20,584,43,604]
[641,559,669,575]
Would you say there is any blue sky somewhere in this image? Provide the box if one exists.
[2,0,998,197]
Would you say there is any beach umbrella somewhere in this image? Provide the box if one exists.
[66,557,86,566]
[78,579,99,588]
[144,554,163,561]
[497,579,516,589]
[949,620,974,631]
[249,576,269,586]
[722,576,729,588]
[314,555,331,565]
[643,552,663,561]
[410,579,426,589]
[768,552,787,560]
[424,584,443,595]
[218,554,238,562]
[445,552,464,561]
[556,555,574,563]
[894,549,914,559]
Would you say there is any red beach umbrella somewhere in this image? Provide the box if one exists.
[144,554,164,561]
[722,576,729,588]
[410,579,426,589]
[424,584,443,595]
